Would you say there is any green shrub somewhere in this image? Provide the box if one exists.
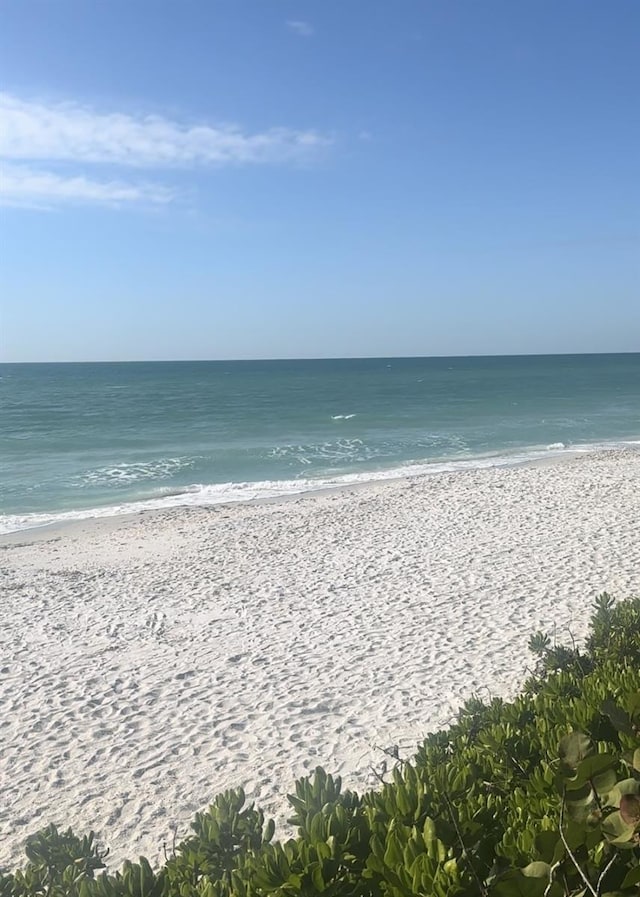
[1,826,108,897]
[3,594,639,896]
[587,594,640,668]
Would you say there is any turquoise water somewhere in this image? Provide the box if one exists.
[1,354,638,533]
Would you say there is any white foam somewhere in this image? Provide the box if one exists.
[76,457,195,487]
[3,439,638,535]
[268,439,370,465]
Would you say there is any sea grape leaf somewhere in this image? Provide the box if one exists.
[566,796,598,824]
[601,811,635,845]
[563,817,591,851]
[564,781,594,804]
[559,733,594,770]
[608,777,640,808]
[534,831,559,863]
[491,869,547,897]
[619,793,640,826]
[621,865,640,888]
[571,753,617,785]
[601,699,632,734]
[521,862,551,879]
[591,768,619,797]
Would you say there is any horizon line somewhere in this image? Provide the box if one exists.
[0,350,638,365]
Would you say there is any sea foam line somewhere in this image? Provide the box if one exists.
[2,439,638,535]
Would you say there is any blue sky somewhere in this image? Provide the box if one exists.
[0,0,638,361]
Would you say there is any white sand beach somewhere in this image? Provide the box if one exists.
[1,449,639,872]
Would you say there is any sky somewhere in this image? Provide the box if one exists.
[0,0,638,362]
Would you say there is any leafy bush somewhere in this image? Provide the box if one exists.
[2,594,639,896]
[586,594,640,668]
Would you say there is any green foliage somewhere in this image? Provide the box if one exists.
[586,594,640,668]
[164,787,274,892]
[4,594,640,896]
[1,825,108,897]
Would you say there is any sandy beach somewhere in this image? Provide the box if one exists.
[1,449,639,872]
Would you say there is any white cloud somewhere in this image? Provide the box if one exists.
[0,93,329,168]
[0,164,174,209]
[286,20,314,37]
[0,92,331,210]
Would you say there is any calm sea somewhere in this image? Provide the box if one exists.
[1,354,638,533]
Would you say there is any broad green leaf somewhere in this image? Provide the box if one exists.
[559,732,594,770]
[563,817,591,850]
[591,768,619,796]
[370,834,384,861]
[621,865,640,888]
[601,699,631,734]
[573,753,616,784]
[608,777,640,807]
[310,863,325,891]
[522,862,551,879]
[534,830,559,863]
[619,793,640,825]
[491,869,547,897]
[564,781,594,803]
[566,796,597,823]
[383,831,403,868]
[601,810,635,845]
[626,691,640,720]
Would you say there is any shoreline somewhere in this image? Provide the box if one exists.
[2,449,639,871]
[2,443,637,546]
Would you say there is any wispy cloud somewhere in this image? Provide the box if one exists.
[286,20,314,37]
[0,93,329,167]
[0,92,330,209]
[0,164,174,209]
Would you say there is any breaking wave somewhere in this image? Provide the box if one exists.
[2,439,637,535]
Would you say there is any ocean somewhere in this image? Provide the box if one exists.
[1,354,638,534]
